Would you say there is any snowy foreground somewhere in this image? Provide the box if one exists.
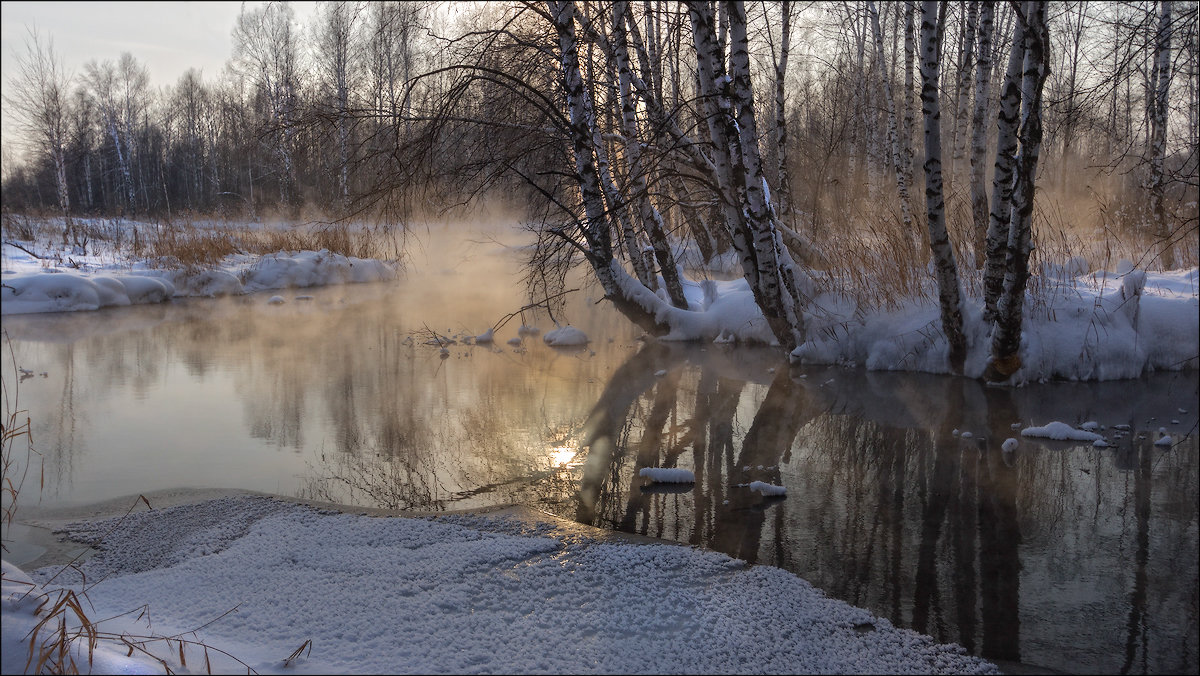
[2,496,999,675]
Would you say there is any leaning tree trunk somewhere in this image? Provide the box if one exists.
[982,13,1026,323]
[969,1,994,269]
[919,0,968,375]
[548,0,672,336]
[725,0,807,351]
[613,0,687,308]
[1148,0,1174,269]
[987,0,1050,382]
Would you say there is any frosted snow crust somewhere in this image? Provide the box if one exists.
[7,496,999,675]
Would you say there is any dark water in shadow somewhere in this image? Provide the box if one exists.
[3,225,1196,674]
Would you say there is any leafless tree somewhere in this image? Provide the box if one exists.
[5,28,75,243]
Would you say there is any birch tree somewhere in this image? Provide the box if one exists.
[770,1,794,228]
[968,1,994,267]
[903,1,917,191]
[867,0,916,238]
[950,1,978,187]
[232,1,302,210]
[5,29,75,243]
[1147,0,1174,269]
[987,1,1050,382]
[546,0,671,335]
[611,0,687,308]
[693,0,809,349]
[919,0,967,374]
[315,0,359,213]
[983,13,1025,324]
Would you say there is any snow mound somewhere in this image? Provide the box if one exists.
[1,272,174,315]
[1020,421,1104,442]
[475,328,495,344]
[749,481,787,496]
[1001,438,1019,452]
[639,467,695,483]
[543,325,589,346]
[1,247,396,313]
[1154,435,1173,447]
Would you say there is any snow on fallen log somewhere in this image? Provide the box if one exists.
[1019,421,1104,442]
[638,467,695,483]
[749,481,787,496]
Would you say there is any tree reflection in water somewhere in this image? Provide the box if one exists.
[570,345,1197,675]
[7,300,1195,674]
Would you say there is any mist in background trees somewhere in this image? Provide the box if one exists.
[2,1,1196,269]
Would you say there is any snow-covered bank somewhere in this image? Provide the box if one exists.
[792,265,1199,382]
[2,241,396,315]
[643,260,1197,383]
[2,496,999,675]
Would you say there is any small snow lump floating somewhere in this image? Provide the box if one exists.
[749,481,787,497]
[1020,421,1103,443]
[543,325,589,347]
[638,467,695,483]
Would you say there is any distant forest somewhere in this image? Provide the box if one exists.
[2,1,1196,239]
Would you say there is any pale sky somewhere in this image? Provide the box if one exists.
[0,1,318,167]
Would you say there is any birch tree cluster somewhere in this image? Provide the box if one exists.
[1,1,1197,373]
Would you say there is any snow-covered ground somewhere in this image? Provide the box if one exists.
[2,495,998,675]
[2,226,396,315]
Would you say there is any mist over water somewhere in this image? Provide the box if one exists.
[3,223,1196,675]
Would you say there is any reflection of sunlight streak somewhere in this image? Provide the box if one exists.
[548,444,578,467]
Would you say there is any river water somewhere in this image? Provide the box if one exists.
[3,223,1196,674]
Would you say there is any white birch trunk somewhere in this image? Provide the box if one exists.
[727,0,806,350]
[548,0,672,335]
[950,1,978,186]
[868,0,916,235]
[613,1,686,307]
[774,0,793,228]
[903,1,917,197]
[982,15,1025,323]
[988,0,1050,381]
[968,1,994,269]
[919,0,967,374]
[1148,0,1174,269]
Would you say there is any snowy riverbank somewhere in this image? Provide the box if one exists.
[2,235,397,315]
[2,494,999,674]
[4,222,1197,383]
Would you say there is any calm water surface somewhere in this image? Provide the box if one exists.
[3,224,1197,674]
